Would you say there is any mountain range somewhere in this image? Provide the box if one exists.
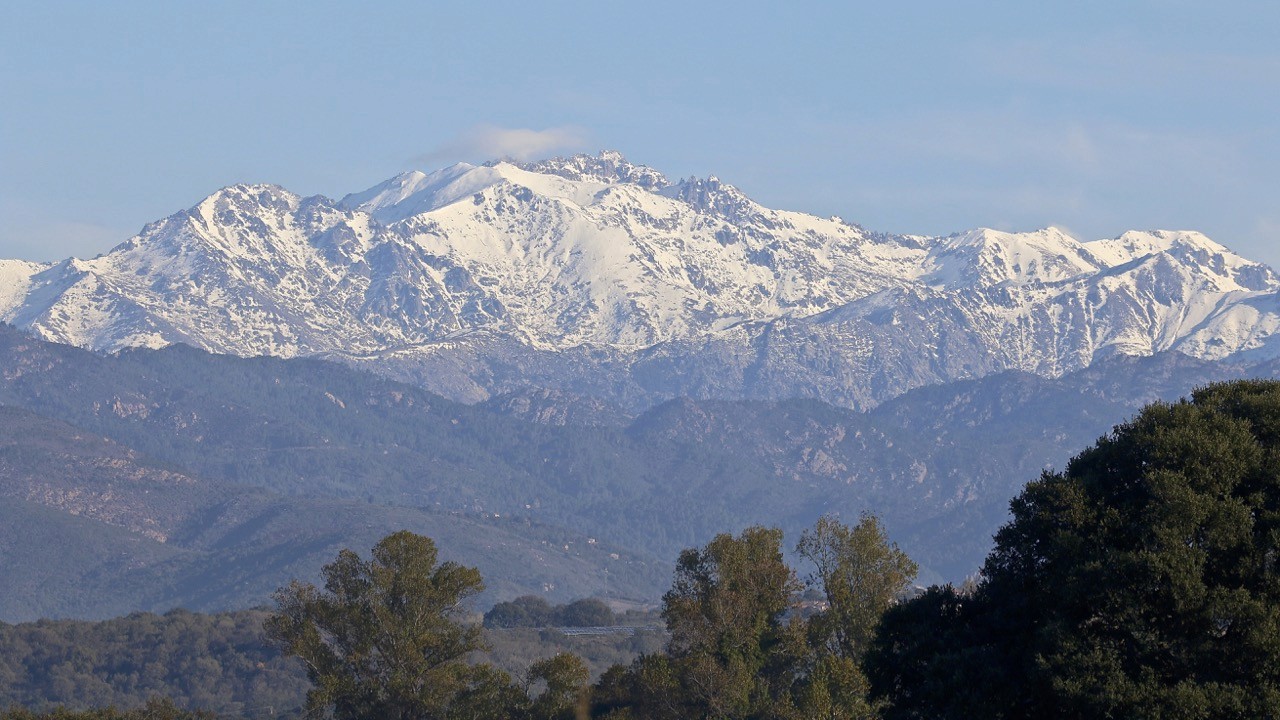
[4,151,1279,409]
[4,151,1280,621]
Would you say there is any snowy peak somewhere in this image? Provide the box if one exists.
[186,183,305,251]
[194,183,301,224]
[924,226,1100,288]
[661,175,764,226]
[171,183,386,272]
[1086,229,1226,265]
[514,150,669,190]
[1087,230,1279,293]
[339,163,502,223]
[340,153,663,225]
[4,154,1280,409]
[0,259,50,320]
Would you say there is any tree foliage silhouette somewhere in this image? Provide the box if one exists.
[265,531,517,720]
[869,380,1280,718]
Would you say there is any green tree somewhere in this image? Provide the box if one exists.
[556,599,615,628]
[523,653,590,720]
[483,596,555,629]
[265,530,519,720]
[868,380,1280,718]
[795,514,917,719]
[637,526,803,719]
[863,585,1000,719]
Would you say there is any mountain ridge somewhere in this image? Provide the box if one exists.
[0,390,667,622]
[3,151,1278,409]
[1,321,1274,597]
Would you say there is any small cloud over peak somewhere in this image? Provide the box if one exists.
[415,125,590,166]
[1045,224,1081,241]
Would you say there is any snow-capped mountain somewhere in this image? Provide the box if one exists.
[3,151,1278,409]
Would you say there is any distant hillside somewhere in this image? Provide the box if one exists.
[0,403,663,622]
[1,324,1273,622]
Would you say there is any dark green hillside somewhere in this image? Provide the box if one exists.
[0,609,307,718]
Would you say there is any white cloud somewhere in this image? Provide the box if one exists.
[415,125,590,165]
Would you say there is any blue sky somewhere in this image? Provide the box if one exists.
[3,1,1279,267]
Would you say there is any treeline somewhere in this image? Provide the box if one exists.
[589,518,914,718]
[0,610,307,718]
[0,606,658,718]
[0,698,213,720]
[484,596,622,628]
[264,515,914,719]
[480,627,666,682]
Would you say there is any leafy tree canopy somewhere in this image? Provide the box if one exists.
[868,380,1280,718]
[797,514,917,719]
[265,531,518,720]
[597,518,916,719]
[482,596,617,629]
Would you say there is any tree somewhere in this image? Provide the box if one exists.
[868,380,1280,718]
[795,514,917,719]
[265,530,519,720]
[483,596,555,629]
[482,596,616,629]
[590,519,921,719]
[523,653,590,720]
[556,599,615,628]
[863,586,1002,720]
[626,526,804,719]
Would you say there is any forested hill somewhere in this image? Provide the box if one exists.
[0,609,308,717]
